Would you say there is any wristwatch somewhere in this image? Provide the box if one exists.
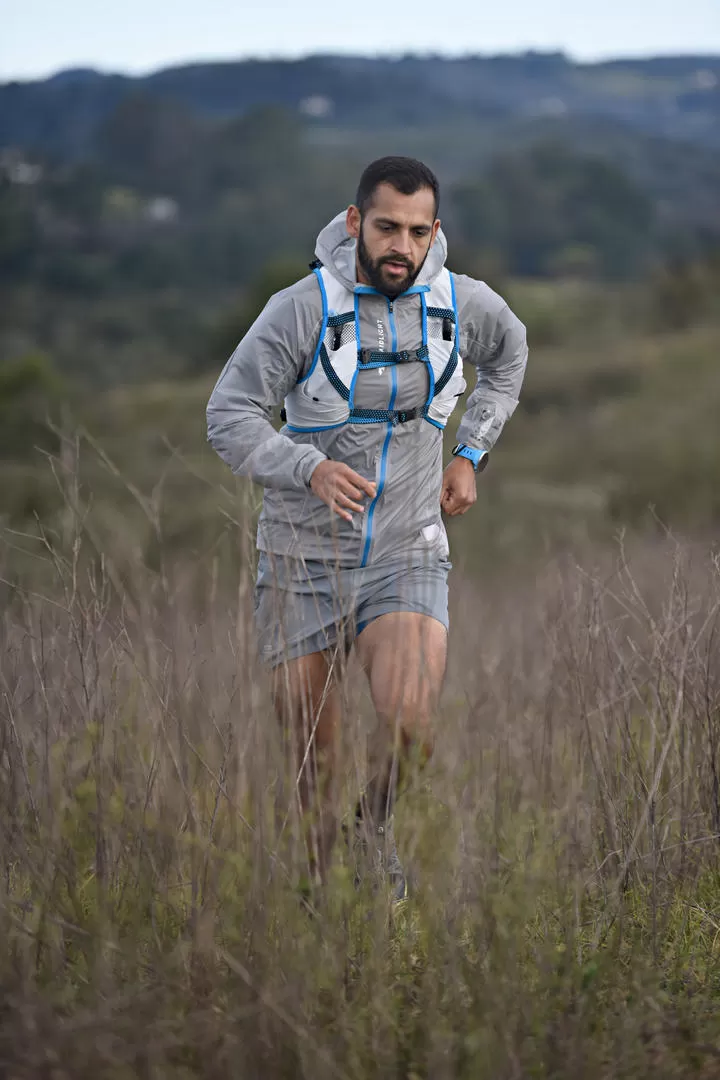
[451,443,489,472]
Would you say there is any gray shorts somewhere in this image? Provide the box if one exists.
[254,552,451,667]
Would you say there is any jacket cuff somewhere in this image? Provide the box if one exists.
[296,447,328,490]
[457,400,509,452]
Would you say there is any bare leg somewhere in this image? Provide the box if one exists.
[271,650,342,882]
[355,612,447,821]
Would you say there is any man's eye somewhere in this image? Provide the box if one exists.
[413,229,429,237]
[379,224,393,232]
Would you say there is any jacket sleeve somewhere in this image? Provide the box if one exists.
[206,288,327,493]
[454,277,528,452]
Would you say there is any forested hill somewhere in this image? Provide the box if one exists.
[2,52,720,158]
[2,50,720,393]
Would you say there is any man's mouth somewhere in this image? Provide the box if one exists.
[383,261,411,274]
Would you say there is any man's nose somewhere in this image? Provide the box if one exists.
[390,231,412,256]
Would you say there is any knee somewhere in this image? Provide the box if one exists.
[377,690,436,758]
[375,672,438,723]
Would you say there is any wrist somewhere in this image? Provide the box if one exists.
[451,443,489,473]
[305,454,328,491]
[452,454,475,474]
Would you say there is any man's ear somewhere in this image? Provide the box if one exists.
[431,218,441,243]
[346,205,361,239]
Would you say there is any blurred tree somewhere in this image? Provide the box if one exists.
[0,184,40,278]
[453,141,655,278]
[446,245,509,296]
[204,107,302,193]
[546,244,600,279]
[650,254,720,330]
[0,353,63,458]
[45,163,105,227]
[201,257,311,371]
[94,93,204,194]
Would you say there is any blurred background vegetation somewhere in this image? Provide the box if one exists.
[1,52,720,572]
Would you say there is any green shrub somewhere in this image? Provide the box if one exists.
[0,352,64,459]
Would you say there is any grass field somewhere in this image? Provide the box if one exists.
[2,512,720,1077]
[2,289,720,1076]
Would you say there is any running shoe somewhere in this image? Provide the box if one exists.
[345,811,409,906]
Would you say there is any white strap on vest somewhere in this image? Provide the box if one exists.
[283,266,465,432]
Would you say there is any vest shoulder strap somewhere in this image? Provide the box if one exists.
[318,266,356,318]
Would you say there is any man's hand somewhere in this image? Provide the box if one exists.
[310,460,377,523]
[441,456,477,517]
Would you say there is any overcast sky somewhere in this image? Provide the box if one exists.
[2,0,720,80]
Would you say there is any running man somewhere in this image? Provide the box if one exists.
[207,157,528,901]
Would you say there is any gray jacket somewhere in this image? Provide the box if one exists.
[207,213,528,566]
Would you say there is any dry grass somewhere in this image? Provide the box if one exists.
[2,456,720,1078]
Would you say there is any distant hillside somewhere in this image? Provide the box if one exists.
[2,51,720,391]
[1,53,719,158]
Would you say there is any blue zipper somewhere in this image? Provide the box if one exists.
[360,298,397,567]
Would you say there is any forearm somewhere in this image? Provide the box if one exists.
[456,389,518,451]
[206,285,327,493]
[457,305,528,451]
[207,407,326,493]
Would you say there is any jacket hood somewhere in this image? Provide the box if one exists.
[314,211,448,293]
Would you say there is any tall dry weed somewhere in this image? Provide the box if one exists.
[1,446,720,1078]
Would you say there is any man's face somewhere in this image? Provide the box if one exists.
[346,183,440,297]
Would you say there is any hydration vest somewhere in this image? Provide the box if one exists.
[283,265,466,432]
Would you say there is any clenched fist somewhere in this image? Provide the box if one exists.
[310,460,377,523]
[440,456,477,517]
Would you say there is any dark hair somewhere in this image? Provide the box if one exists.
[355,156,440,217]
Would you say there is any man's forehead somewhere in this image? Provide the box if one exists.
[365,183,437,223]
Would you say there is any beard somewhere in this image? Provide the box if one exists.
[357,224,429,297]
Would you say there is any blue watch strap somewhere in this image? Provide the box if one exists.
[453,443,487,470]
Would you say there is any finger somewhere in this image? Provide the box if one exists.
[337,480,365,502]
[341,467,377,498]
[445,487,469,514]
[337,492,365,513]
[456,495,476,515]
[330,500,353,523]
